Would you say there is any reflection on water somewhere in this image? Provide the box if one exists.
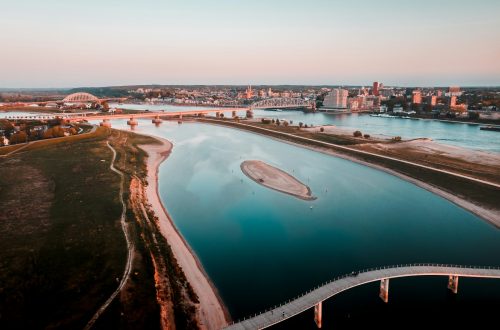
[108,120,500,322]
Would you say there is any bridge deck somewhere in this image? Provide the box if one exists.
[225,264,500,330]
[5,108,249,121]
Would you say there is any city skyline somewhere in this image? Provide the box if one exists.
[1,0,500,88]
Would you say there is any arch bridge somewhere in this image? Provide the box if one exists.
[250,98,314,110]
[225,263,500,329]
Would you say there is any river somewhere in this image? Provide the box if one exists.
[107,119,499,327]
[109,104,500,153]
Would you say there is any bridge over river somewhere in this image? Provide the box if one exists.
[225,264,500,329]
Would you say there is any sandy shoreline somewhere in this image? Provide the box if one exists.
[140,137,229,329]
[241,160,315,200]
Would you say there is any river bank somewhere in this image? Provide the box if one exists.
[139,136,229,330]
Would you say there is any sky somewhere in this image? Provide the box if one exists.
[1,0,499,88]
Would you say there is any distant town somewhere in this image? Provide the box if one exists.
[1,84,499,147]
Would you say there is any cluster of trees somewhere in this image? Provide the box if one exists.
[352,131,371,139]
[42,125,76,139]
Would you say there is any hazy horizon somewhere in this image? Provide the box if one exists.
[1,0,499,88]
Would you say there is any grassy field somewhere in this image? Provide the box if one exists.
[0,127,198,329]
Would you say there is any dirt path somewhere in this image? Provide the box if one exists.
[83,141,135,330]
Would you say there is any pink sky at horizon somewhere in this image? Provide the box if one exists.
[1,0,499,88]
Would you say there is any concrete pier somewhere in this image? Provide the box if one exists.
[379,278,389,303]
[448,275,459,294]
[314,301,322,328]
[100,119,111,128]
[152,115,162,125]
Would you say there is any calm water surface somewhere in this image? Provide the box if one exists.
[108,120,500,326]
[111,104,500,153]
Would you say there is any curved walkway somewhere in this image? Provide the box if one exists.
[225,264,500,330]
[83,141,134,330]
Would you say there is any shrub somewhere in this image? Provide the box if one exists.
[364,134,370,139]
[261,118,271,124]
[320,127,324,132]
[298,122,304,128]
[392,136,402,142]
[283,121,289,127]
[353,130,362,137]
[468,111,480,120]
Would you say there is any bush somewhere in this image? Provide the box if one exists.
[9,131,28,144]
[283,121,289,127]
[392,136,402,142]
[298,122,304,128]
[468,111,480,120]
[364,134,370,139]
[320,127,324,132]
[353,130,362,137]
[261,118,271,124]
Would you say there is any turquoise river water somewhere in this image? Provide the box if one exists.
[106,119,499,327]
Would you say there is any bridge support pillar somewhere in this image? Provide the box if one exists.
[379,278,389,303]
[447,275,459,294]
[100,119,111,128]
[152,115,162,126]
[314,301,322,328]
[127,117,138,129]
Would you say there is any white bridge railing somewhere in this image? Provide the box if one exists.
[225,263,500,329]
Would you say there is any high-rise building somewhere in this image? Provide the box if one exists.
[373,82,380,96]
[412,90,422,104]
[449,96,457,107]
[245,86,253,99]
[323,89,348,108]
[427,95,437,106]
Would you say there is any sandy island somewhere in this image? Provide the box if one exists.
[241,160,316,200]
[204,120,500,227]
[140,138,229,330]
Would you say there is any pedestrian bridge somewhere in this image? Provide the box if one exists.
[250,98,314,110]
[225,264,500,329]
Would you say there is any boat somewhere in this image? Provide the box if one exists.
[479,125,500,132]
